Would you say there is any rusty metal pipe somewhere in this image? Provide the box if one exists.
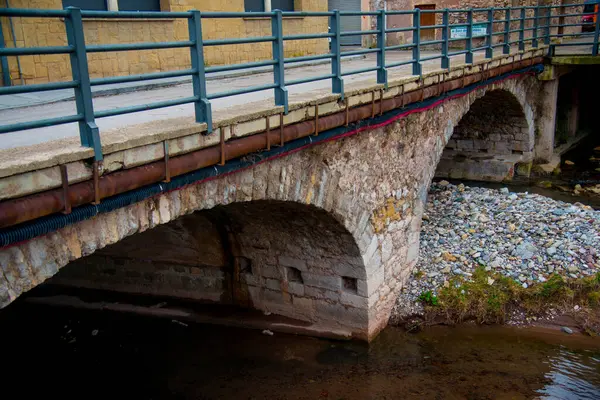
[0,58,542,229]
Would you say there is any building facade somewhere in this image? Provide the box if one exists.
[0,0,328,85]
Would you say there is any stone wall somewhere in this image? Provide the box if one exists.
[436,80,539,181]
[0,74,543,340]
[0,0,328,85]
[51,200,369,333]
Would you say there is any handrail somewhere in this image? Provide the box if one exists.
[1,2,599,162]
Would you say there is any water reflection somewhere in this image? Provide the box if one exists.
[0,301,599,399]
[538,348,600,399]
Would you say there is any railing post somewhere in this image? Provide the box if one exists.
[466,9,473,64]
[441,8,450,69]
[0,19,10,87]
[330,9,343,97]
[271,9,288,113]
[412,9,421,76]
[376,9,388,86]
[519,7,525,52]
[504,8,511,55]
[545,5,551,46]
[65,7,102,161]
[532,6,539,48]
[486,8,494,58]
[189,10,212,133]
[594,2,600,56]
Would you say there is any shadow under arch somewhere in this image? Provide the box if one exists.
[436,89,534,182]
[46,200,370,339]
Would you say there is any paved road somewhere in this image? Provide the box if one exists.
[0,41,589,150]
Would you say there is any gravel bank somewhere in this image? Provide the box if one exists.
[392,182,600,320]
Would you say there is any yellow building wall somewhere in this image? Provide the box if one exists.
[0,0,328,84]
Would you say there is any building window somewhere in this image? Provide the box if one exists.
[62,0,108,10]
[272,0,294,11]
[118,0,161,11]
[244,0,295,12]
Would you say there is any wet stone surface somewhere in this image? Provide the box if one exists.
[393,181,600,319]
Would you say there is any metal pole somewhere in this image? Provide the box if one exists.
[519,7,525,52]
[594,2,600,56]
[330,9,343,97]
[486,8,494,58]
[412,9,421,76]
[532,6,539,48]
[545,5,551,46]
[189,10,212,133]
[504,8,511,55]
[376,9,387,86]
[466,9,473,64]
[441,8,449,69]
[271,9,288,113]
[0,19,10,87]
[65,7,102,161]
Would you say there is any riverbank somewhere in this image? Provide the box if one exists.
[391,182,600,335]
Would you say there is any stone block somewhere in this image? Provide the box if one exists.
[303,273,341,291]
[305,286,340,302]
[456,139,474,150]
[278,256,307,271]
[340,291,368,308]
[288,281,305,296]
[265,278,281,292]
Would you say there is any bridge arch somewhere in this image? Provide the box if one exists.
[436,87,535,181]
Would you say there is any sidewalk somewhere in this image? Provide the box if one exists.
[0,50,367,111]
[0,43,562,150]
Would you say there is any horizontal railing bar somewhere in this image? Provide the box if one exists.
[340,29,379,37]
[385,10,417,15]
[206,59,276,73]
[0,8,69,17]
[286,73,335,86]
[449,23,469,28]
[281,11,333,17]
[385,27,416,33]
[283,33,334,40]
[208,83,278,99]
[91,69,196,86]
[448,37,468,42]
[0,80,78,95]
[0,114,83,134]
[81,10,191,18]
[95,96,199,118]
[386,43,416,50]
[386,59,414,68]
[341,48,380,56]
[417,24,447,29]
[339,11,380,16]
[549,32,596,38]
[86,41,194,53]
[341,66,379,77]
[419,10,446,14]
[0,46,73,56]
[284,53,334,63]
[201,11,274,18]
[421,39,445,46]
[204,36,276,46]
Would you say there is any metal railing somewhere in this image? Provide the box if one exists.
[0,3,599,161]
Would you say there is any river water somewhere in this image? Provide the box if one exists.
[1,299,599,399]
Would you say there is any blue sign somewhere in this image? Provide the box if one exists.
[450,23,488,39]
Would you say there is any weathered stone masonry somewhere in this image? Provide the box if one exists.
[0,74,544,340]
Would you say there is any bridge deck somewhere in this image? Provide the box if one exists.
[0,42,571,154]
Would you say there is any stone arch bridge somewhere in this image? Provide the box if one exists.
[0,51,559,340]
